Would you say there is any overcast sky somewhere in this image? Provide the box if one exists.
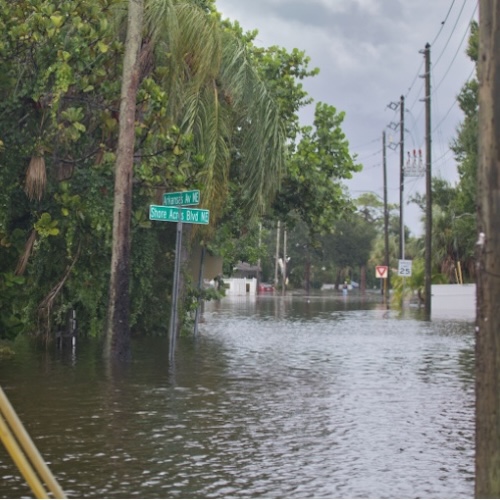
[215,0,478,236]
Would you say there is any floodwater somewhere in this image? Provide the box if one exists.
[0,293,475,499]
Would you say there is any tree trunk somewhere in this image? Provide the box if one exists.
[360,265,366,294]
[335,269,341,291]
[105,0,143,361]
[476,2,500,497]
[305,252,311,294]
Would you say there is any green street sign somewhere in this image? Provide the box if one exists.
[162,190,200,207]
[149,205,210,225]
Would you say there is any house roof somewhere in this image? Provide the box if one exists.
[233,261,261,272]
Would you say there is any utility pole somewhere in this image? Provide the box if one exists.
[257,222,262,288]
[475,2,500,496]
[399,95,405,260]
[282,225,287,296]
[274,221,280,289]
[383,130,390,302]
[421,43,432,318]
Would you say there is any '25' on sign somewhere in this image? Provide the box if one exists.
[398,259,412,277]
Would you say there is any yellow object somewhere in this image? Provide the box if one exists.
[457,261,464,285]
[0,386,66,499]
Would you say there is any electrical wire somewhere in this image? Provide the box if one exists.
[433,0,469,68]
[432,66,476,134]
[432,148,454,167]
[355,0,474,217]
[351,137,380,151]
[430,0,458,46]
[405,0,460,103]
[356,149,383,162]
[405,62,424,103]
[433,3,478,94]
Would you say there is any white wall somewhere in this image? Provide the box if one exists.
[432,284,476,320]
[224,278,257,296]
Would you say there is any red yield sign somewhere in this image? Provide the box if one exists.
[375,265,388,279]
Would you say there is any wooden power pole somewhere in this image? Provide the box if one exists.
[383,130,390,301]
[399,95,405,260]
[476,2,500,496]
[274,221,280,288]
[422,43,432,318]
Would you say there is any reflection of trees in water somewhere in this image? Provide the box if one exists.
[0,305,476,498]
[457,347,474,387]
[416,322,474,392]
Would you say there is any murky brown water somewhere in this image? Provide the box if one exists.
[0,294,474,498]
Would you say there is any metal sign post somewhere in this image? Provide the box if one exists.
[168,209,183,363]
[149,193,209,364]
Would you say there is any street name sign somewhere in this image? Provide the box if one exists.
[398,259,412,277]
[375,265,388,279]
[149,205,210,225]
[162,190,200,207]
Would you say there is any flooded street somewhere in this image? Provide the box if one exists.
[0,294,475,498]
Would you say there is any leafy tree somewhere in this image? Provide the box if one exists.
[0,0,124,339]
[324,213,378,290]
[250,45,319,142]
[104,0,290,355]
[450,20,478,280]
[209,41,320,277]
[273,102,361,235]
[409,22,478,284]
[0,0,203,343]
[211,38,361,282]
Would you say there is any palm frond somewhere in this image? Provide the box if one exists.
[147,0,221,119]
[139,1,285,224]
[218,32,286,217]
[183,82,230,218]
[25,156,47,201]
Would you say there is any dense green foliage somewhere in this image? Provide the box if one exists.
[409,21,478,285]
[0,0,362,341]
[0,3,480,343]
[0,0,200,338]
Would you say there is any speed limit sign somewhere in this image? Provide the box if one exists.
[398,259,412,277]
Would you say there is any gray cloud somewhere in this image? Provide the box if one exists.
[216,0,477,235]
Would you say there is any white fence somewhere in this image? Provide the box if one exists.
[432,284,476,320]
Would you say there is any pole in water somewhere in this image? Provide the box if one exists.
[193,246,206,337]
[169,215,183,363]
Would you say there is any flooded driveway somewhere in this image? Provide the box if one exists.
[0,294,474,498]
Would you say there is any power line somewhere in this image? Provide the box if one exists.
[430,0,458,46]
[405,62,424,100]
[362,163,382,171]
[405,0,461,102]
[403,176,424,207]
[356,0,475,220]
[433,0,469,69]
[432,66,476,134]
[432,148,454,167]
[351,137,380,151]
[356,149,383,162]
[433,3,478,94]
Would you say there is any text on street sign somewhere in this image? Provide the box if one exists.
[149,205,210,225]
[398,259,413,277]
[162,190,200,207]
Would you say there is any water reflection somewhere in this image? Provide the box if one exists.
[0,293,474,498]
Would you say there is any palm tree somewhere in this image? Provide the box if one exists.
[106,0,144,361]
[106,0,285,359]
[146,1,284,219]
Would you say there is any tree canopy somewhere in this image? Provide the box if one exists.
[0,0,361,341]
